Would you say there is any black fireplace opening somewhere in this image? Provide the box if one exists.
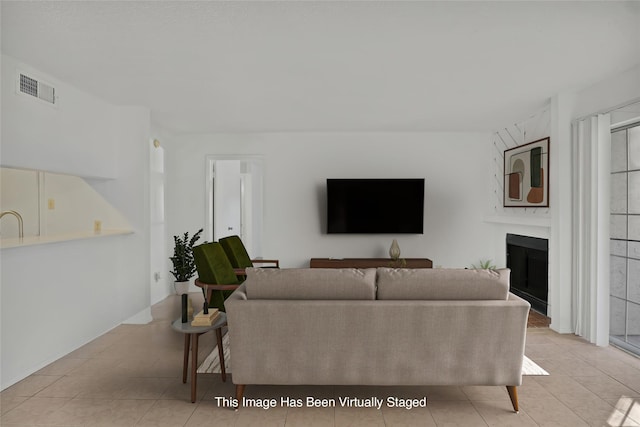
[506,234,549,315]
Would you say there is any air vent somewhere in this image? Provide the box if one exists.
[18,73,56,105]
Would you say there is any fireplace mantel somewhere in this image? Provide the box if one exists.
[484,215,551,228]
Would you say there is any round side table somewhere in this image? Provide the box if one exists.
[171,312,227,403]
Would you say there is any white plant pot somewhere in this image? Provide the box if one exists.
[174,280,190,295]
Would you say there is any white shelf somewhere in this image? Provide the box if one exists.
[483,215,552,228]
[0,229,134,249]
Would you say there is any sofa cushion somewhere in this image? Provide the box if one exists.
[376,268,510,300]
[244,268,376,300]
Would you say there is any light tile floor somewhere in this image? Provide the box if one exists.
[2,293,640,426]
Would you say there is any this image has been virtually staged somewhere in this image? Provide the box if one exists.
[215,395,428,411]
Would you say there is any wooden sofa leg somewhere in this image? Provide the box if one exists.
[235,385,245,410]
[506,386,519,413]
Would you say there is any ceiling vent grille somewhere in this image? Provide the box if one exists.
[19,73,56,105]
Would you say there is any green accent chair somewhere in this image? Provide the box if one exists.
[192,242,241,312]
[219,235,279,281]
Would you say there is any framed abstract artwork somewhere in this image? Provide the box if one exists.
[503,137,549,207]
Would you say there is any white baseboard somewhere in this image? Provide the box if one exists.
[123,307,153,324]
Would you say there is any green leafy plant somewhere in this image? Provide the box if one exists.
[471,259,496,270]
[169,228,204,282]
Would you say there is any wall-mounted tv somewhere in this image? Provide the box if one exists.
[327,178,425,234]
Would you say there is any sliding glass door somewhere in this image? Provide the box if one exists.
[610,123,640,354]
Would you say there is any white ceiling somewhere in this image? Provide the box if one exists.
[2,1,639,134]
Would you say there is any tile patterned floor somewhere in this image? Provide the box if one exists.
[2,293,640,426]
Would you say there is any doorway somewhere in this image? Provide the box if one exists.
[206,156,264,258]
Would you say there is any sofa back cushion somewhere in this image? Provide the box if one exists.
[376,268,510,300]
[244,268,376,300]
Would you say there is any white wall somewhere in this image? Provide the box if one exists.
[1,54,118,179]
[0,61,151,389]
[165,132,496,270]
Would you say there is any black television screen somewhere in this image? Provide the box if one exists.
[327,179,425,234]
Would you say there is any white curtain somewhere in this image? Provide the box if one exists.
[572,114,611,346]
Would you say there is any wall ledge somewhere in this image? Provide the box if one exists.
[0,229,133,249]
[484,215,552,228]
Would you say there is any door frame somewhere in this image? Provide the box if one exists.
[205,155,265,256]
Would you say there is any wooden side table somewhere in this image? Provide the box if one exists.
[171,312,227,403]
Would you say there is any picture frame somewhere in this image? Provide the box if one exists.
[503,137,549,208]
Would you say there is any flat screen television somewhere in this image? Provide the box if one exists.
[326,178,425,234]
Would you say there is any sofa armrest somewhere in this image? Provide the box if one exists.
[227,283,248,301]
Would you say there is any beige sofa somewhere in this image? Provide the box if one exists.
[225,267,530,412]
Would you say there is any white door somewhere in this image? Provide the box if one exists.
[213,160,242,241]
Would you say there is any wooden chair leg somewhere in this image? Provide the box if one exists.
[235,384,246,409]
[506,386,519,413]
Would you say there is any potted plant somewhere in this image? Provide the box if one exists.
[471,259,496,270]
[170,228,203,294]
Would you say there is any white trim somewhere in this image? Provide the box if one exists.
[574,97,640,123]
[595,114,611,347]
[122,307,153,325]
[571,114,610,346]
[611,117,640,131]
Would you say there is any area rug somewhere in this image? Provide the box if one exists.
[198,336,548,376]
[197,333,231,374]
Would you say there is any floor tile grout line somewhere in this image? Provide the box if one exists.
[528,359,636,426]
